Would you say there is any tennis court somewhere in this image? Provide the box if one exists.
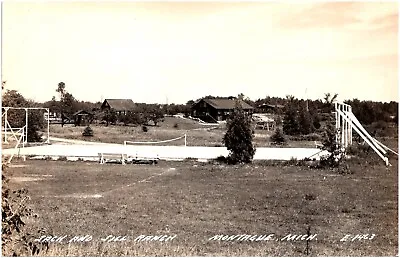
[2,141,329,161]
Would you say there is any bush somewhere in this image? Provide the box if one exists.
[270,128,286,145]
[346,144,382,165]
[142,125,148,132]
[215,155,228,163]
[2,164,49,256]
[318,123,347,171]
[288,133,322,142]
[173,123,179,129]
[82,126,94,137]
[223,101,255,164]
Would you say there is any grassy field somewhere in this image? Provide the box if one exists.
[46,117,318,148]
[6,155,398,256]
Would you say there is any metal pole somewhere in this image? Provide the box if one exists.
[334,103,338,146]
[4,108,8,143]
[344,106,349,148]
[341,105,345,148]
[47,108,50,143]
[349,106,352,145]
[25,108,28,144]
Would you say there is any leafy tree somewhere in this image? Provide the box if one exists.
[2,90,26,107]
[2,90,44,142]
[43,96,60,114]
[322,92,338,113]
[186,100,195,106]
[61,92,77,117]
[55,82,78,125]
[223,101,255,164]
[103,110,117,126]
[147,106,164,126]
[309,108,321,130]
[56,82,66,99]
[319,123,347,171]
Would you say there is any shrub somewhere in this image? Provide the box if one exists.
[270,128,286,145]
[346,144,382,165]
[142,125,148,132]
[223,101,255,164]
[57,156,68,161]
[318,123,347,171]
[82,126,94,137]
[214,155,228,164]
[288,133,322,142]
[2,164,49,256]
[173,123,179,129]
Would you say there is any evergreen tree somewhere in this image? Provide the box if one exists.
[271,128,286,145]
[298,105,313,135]
[283,99,300,135]
[223,101,255,164]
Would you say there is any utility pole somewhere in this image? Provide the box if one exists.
[305,88,309,112]
[165,95,168,115]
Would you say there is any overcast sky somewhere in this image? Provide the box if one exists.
[2,1,398,104]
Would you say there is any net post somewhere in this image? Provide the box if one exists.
[46,108,50,144]
[4,108,8,143]
[22,127,26,161]
[25,108,28,144]
[344,106,349,148]
[349,106,352,145]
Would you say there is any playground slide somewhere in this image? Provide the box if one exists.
[335,104,397,166]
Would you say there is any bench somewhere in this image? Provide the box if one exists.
[98,153,127,165]
[98,153,160,165]
[126,155,159,165]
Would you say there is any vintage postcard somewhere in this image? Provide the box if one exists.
[1,1,398,256]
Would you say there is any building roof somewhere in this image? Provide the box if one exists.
[258,103,285,109]
[72,110,93,117]
[202,98,254,110]
[102,99,135,111]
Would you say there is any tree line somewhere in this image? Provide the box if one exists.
[3,82,398,131]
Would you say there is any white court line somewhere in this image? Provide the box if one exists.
[99,168,174,196]
[44,169,173,198]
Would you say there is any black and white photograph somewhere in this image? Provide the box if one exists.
[1,1,398,256]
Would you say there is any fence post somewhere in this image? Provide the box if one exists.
[4,108,8,143]
[25,108,28,144]
[184,134,187,147]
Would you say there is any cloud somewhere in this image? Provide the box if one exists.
[367,12,398,34]
[280,2,362,30]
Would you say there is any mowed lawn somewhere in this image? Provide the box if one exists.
[47,117,318,148]
[6,158,397,256]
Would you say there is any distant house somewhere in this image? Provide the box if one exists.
[257,103,284,114]
[101,99,136,115]
[72,110,94,126]
[191,98,254,123]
